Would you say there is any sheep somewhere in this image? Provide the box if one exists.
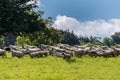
[26,48,41,53]
[88,49,98,57]
[3,44,120,58]
[51,49,64,58]
[103,49,114,57]
[48,48,54,56]
[55,52,64,58]
[50,46,65,53]
[96,51,105,57]
[56,43,70,48]
[64,50,74,56]
[115,44,120,48]
[11,49,24,58]
[62,52,71,59]
[40,44,51,50]
[112,47,120,56]
[24,45,37,49]
[9,45,22,51]
[10,45,28,55]
[20,48,28,54]
[87,46,104,57]
[4,47,11,51]
[83,47,91,55]
[28,50,49,58]
[29,51,40,58]
[100,46,108,50]
[74,49,84,57]
[0,49,6,58]
[89,47,114,58]
[56,48,65,52]
[39,51,49,57]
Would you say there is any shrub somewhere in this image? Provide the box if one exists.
[15,36,31,46]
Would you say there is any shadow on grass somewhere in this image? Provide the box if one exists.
[65,58,76,64]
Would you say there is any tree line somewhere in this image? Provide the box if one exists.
[0,0,120,47]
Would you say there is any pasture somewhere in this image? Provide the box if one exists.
[0,52,120,80]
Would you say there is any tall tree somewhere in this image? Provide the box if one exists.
[79,35,101,43]
[61,30,79,45]
[0,0,46,46]
[0,0,46,33]
[111,32,120,44]
[103,37,114,47]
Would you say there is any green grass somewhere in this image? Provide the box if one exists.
[0,52,120,80]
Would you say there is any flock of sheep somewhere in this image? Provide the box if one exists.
[1,43,120,59]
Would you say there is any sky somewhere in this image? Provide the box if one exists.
[38,0,120,38]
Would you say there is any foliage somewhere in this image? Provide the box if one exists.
[15,35,31,46]
[103,37,114,47]
[86,42,103,47]
[79,36,90,43]
[44,17,54,27]
[79,35,102,46]
[111,32,120,44]
[44,28,63,45]
[0,35,5,47]
[61,30,80,45]
[79,36,101,43]
[0,0,46,33]
[15,28,63,46]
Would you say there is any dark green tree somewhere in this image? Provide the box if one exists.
[19,27,63,46]
[0,0,46,46]
[79,35,101,43]
[111,32,120,44]
[0,0,46,33]
[61,30,79,45]
[103,37,114,47]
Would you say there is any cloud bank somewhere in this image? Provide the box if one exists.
[52,15,120,38]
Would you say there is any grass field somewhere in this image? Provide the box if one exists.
[1,52,120,80]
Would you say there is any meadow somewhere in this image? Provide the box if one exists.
[0,52,120,80]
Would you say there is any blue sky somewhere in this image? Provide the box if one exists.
[38,0,120,37]
[39,0,120,21]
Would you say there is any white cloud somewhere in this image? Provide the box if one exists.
[52,15,120,38]
[27,0,41,6]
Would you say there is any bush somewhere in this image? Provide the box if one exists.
[86,42,103,47]
[15,36,31,46]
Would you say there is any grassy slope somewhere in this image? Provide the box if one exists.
[0,52,120,80]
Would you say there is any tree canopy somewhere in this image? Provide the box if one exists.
[61,30,80,45]
[0,0,46,33]
[111,32,120,44]
[103,38,114,47]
